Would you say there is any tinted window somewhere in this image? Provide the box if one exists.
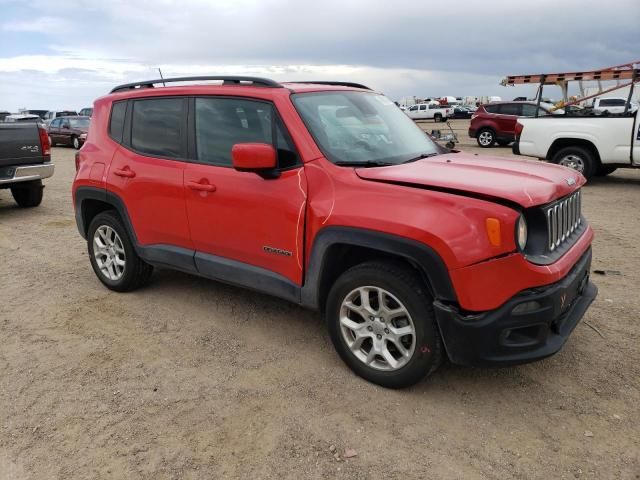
[484,104,499,114]
[131,98,183,158]
[109,101,127,143]
[521,104,547,116]
[409,105,418,111]
[499,103,522,115]
[51,119,61,128]
[599,99,626,107]
[194,98,273,166]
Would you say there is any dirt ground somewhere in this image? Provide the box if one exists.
[1,119,639,479]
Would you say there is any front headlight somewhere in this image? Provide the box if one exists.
[516,215,528,250]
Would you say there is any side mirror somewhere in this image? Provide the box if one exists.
[232,143,277,173]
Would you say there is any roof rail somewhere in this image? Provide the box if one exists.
[110,76,282,93]
[292,81,372,90]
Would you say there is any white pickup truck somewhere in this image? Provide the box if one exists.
[513,108,640,179]
[406,103,454,122]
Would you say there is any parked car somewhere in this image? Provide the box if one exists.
[0,121,54,207]
[513,106,640,178]
[43,110,78,125]
[469,101,560,147]
[592,97,638,115]
[0,111,10,122]
[25,109,48,119]
[406,103,453,122]
[73,76,597,388]
[451,106,473,119]
[47,116,90,149]
[79,107,94,117]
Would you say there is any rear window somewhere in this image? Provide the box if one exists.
[131,98,184,158]
[109,101,127,143]
[598,99,626,107]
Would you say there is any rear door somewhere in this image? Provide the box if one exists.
[107,97,193,250]
[183,96,307,285]
[496,103,522,137]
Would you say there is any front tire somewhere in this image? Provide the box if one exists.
[476,128,496,148]
[552,146,596,179]
[87,211,153,292]
[72,136,81,150]
[48,135,55,147]
[11,180,43,207]
[326,260,442,389]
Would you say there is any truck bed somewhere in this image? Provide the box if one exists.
[0,123,48,168]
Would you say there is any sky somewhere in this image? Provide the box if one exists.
[0,0,638,111]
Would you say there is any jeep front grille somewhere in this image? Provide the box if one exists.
[546,190,581,251]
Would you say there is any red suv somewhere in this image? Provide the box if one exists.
[469,101,555,148]
[72,76,597,388]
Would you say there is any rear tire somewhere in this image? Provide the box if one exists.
[434,113,442,123]
[326,260,443,389]
[11,180,43,207]
[552,146,596,179]
[476,128,496,148]
[87,211,153,292]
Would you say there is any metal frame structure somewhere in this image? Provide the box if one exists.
[501,60,640,116]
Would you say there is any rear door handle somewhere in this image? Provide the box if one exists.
[113,167,136,178]
[187,181,216,192]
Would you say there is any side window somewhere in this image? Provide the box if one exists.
[484,104,499,114]
[131,98,184,158]
[194,97,298,169]
[62,119,70,128]
[499,103,522,115]
[409,105,417,111]
[51,119,60,128]
[521,104,539,116]
[419,104,427,111]
[109,101,127,143]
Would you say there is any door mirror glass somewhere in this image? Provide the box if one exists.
[232,143,277,172]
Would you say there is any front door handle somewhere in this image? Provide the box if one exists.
[113,167,136,178]
[187,181,216,192]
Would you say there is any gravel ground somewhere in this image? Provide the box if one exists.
[1,120,639,479]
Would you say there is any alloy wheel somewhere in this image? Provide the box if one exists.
[93,225,126,281]
[339,286,416,371]
[478,131,494,146]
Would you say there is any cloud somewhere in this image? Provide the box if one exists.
[0,0,638,110]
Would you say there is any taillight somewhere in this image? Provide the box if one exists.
[38,126,50,156]
[515,121,524,137]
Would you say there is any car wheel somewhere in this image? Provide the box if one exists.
[434,113,442,123]
[326,260,442,389]
[48,135,55,147]
[476,128,496,148]
[87,211,153,292]
[596,165,617,176]
[552,146,596,179]
[10,180,43,207]
[72,136,81,150]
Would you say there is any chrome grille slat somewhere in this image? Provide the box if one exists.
[545,190,582,253]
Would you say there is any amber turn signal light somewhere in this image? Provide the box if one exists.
[485,218,501,247]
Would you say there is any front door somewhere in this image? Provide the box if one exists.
[183,96,307,285]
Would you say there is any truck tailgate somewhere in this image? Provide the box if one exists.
[0,124,46,167]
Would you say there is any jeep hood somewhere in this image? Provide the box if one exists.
[355,153,584,207]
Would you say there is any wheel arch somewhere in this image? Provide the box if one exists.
[74,186,137,244]
[301,227,457,311]
[546,138,601,165]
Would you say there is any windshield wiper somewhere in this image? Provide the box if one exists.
[401,152,439,164]
[334,160,395,167]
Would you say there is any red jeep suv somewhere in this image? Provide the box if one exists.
[469,101,555,148]
[73,76,597,388]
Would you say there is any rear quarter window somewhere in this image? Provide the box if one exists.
[484,105,499,114]
[108,101,127,143]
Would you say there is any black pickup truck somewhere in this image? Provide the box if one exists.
[0,123,54,207]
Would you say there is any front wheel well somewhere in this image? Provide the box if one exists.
[316,244,435,313]
[547,138,601,165]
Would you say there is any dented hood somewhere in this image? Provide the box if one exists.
[355,153,584,207]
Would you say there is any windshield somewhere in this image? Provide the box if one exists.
[292,91,440,165]
[69,118,90,128]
